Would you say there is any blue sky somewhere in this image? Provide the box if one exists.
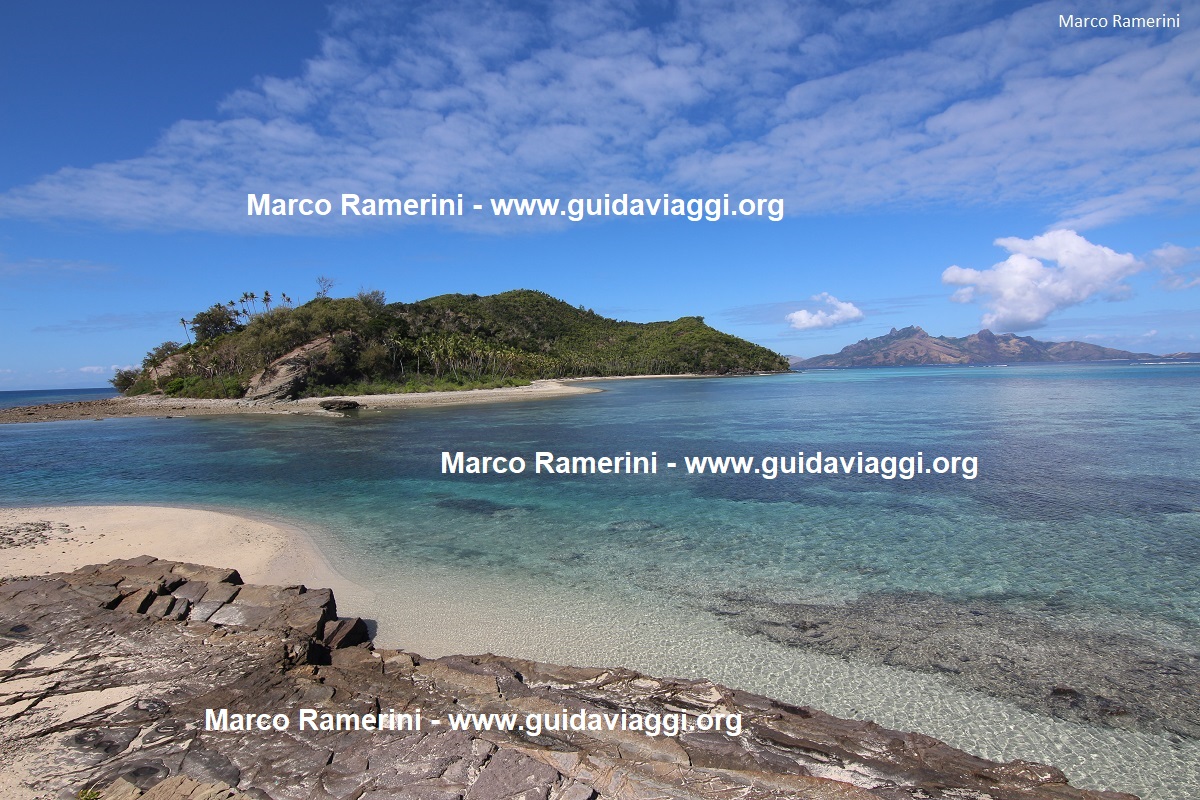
[2,0,1197,389]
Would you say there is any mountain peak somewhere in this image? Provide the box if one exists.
[887,325,926,337]
[798,326,1153,368]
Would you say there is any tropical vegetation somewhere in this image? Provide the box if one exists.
[113,286,788,398]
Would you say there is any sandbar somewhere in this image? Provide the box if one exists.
[0,379,601,424]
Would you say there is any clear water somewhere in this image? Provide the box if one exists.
[1,364,1197,798]
[0,387,117,409]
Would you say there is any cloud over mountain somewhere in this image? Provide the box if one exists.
[786,293,864,330]
[942,230,1144,330]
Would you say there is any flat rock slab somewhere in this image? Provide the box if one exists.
[0,560,1139,800]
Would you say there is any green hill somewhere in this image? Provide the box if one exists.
[116,289,788,399]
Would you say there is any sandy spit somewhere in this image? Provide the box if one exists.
[0,505,372,614]
[0,379,601,424]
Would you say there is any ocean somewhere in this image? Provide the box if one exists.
[1,364,1197,798]
[0,387,118,410]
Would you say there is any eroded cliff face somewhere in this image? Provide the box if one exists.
[0,558,1137,800]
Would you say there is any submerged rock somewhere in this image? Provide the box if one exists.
[435,497,518,515]
[0,559,1139,800]
[605,519,663,532]
[713,590,1200,739]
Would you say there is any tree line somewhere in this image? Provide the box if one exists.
[113,287,789,398]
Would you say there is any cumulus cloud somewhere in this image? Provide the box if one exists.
[0,0,1197,231]
[786,293,864,330]
[942,230,1145,331]
[78,366,109,374]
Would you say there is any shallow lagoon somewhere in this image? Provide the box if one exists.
[2,364,1198,798]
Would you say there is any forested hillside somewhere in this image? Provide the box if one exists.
[115,289,788,399]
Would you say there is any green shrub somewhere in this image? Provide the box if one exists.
[163,376,244,399]
[109,368,140,393]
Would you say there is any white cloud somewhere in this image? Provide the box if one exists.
[0,254,114,278]
[942,230,1144,331]
[1082,329,1157,344]
[1150,244,1200,290]
[78,366,109,374]
[786,293,864,330]
[0,1,1196,232]
[34,312,170,334]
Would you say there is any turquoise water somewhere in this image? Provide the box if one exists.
[1,364,1198,797]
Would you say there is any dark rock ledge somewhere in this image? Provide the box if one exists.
[0,558,1137,800]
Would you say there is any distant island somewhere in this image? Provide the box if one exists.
[794,325,1199,368]
[115,289,789,400]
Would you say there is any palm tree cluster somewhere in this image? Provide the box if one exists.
[226,290,293,322]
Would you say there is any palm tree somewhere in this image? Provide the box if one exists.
[180,318,192,344]
[262,290,272,312]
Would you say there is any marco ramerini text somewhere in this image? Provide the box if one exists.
[1059,13,1180,28]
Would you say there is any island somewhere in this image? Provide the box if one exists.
[793,326,1197,368]
[115,288,789,401]
[1,289,791,424]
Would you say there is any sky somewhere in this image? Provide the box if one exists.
[2,0,1198,389]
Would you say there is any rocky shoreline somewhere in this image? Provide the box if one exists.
[0,396,311,424]
[0,558,1139,800]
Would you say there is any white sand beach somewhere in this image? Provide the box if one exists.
[0,505,372,615]
[296,378,601,411]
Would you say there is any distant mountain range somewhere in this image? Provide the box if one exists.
[793,326,1199,368]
